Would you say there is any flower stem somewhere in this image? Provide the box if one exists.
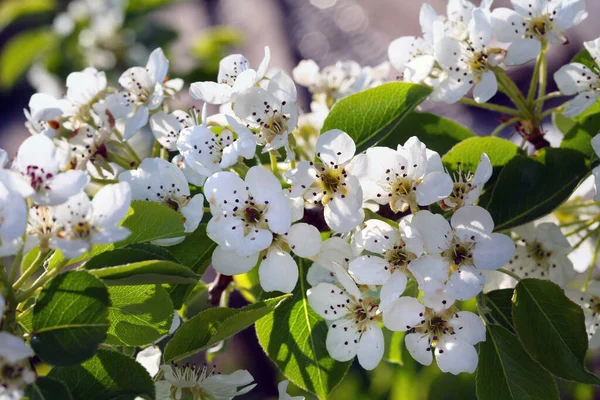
[527,53,543,105]
[539,106,561,120]
[459,97,521,116]
[8,237,26,284]
[535,49,548,114]
[536,91,565,104]
[498,268,521,281]
[583,236,600,291]
[490,116,521,137]
[13,250,50,290]
[565,215,600,237]
[270,151,279,175]
[495,70,531,118]
[15,258,69,303]
[91,177,119,185]
[0,259,18,332]
[570,227,600,253]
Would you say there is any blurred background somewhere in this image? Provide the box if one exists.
[1,0,599,398]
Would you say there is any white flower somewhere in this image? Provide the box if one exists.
[567,282,600,349]
[554,37,600,117]
[490,0,587,65]
[135,346,162,378]
[434,9,502,104]
[233,71,298,158]
[307,237,356,287]
[119,158,204,246]
[171,154,207,187]
[150,110,193,151]
[349,219,423,311]
[189,46,270,105]
[23,93,63,137]
[307,267,385,370]
[61,67,107,122]
[58,124,111,171]
[205,166,292,273]
[359,137,453,214]
[114,48,182,140]
[383,297,485,374]
[409,206,515,302]
[592,134,600,201]
[51,182,131,258]
[441,153,492,210]
[156,364,256,400]
[278,380,305,400]
[1,135,89,206]
[0,316,36,397]
[0,180,27,257]
[502,222,574,286]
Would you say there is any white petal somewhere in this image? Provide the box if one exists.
[585,37,600,64]
[256,46,271,80]
[266,194,293,234]
[292,59,319,86]
[267,71,297,103]
[387,36,419,70]
[135,346,161,377]
[382,296,426,331]
[246,166,283,203]
[447,266,485,300]
[357,324,384,370]
[212,245,258,275]
[91,182,132,227]
[505,39,541,66]
[238,229,273,257]
[469,8,492,49]
[411,210,452,253]
[28,93,62,121]
[553,0,587,30]
[408,255,450,294]
[307,282,351,320]
[259,249,298,293]
[324,195,364,234]
[353,219,398,253]
[180,194,205,233]
[473,233,515,270]
[146,48,169,84]
[149,111,182,151]
[316,129,356,166]
[435,337,478,375]
[326,318,360,361]
[379,270,408,312]
[189,82,233,104]
[473,70,498,104]
[405,332,433,366]
[554,63,598,96]
[204,171,247,212]
[348,256,391,285]
[417,171,453,205]
[45,170,90,205]
[430,77,472,104]
[200,370,256,397]
[435,37,462,70]
[287,222,322,258]
[123,106,149,140]
[490,8,526,43]
[15,134,58,175]
[0,332,33,362]
[451,205,494,242]
[448,311,486,345]
[563,92,600,118]
[404,55,436,83]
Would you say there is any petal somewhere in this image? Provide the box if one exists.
[554,63,598,96]
[473,233,516,270]
[204,171,248,212]
[265,194,293,234]
[404,55,436,83]
[563,92,600,118]
[585,37,600,64]
[200,370,256,397]
[146,48,169,84]
[490,8,526,43]
[353,219,398,253]
[405,332,433,366]
[435,337,478,375]
[382,296,426,331]
[123,106,149,140]
[259,249,298,293]
[292,59,319,86]
[307,282,352,320]
[421,287,456,312]
[237,228,273,257]
[447,266,485,300]
[46,170,90,205]
[408,255,450,295]
[28,93,62,121]
[326,318,360,361]
[218,54,249,85]
[411,210,452,253]
[348,256,391,285]
[357,324,385,370]
[505,39,541,66]
[448,311,486,345]
[91,182,132,227]
[473,70,498,104]
[316,129,356,166]
[267,71,297,103]
[435,37,462,70]
[387,36,420,70]
[135,346,161,377]
[189,82,233,104]
[212,245,258,275]
[15,134,58,175]
[286,222,322,258]
[553,0,587,30]
[119,67,153,93]
[469,8,492,49]
[324,195,364,234]
[180,194,205,233]
[451,205,494,242]
[379,270,408,312]
[245,166,283,203]
[256,46,271,80]
[0,332,33,363]
[430,77,472,104]
[417,171,453,205]
[149,111,182,151]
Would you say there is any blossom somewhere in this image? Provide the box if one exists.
[61,67,107,124]
[359,137,453,214]
[307,267,385,370]
[119,158,204,246]
[171,154,208,187]
[23,93,63,137]
[58,124,111,171]
[1,135,89,206]
[189,46,270,105]
[490,0,587,65]
[592,134,600,201]
[155,364,256,400]
[567,281,600,349]
[113,48,182,140]
[205,166,292,275]
[434,9,503,103]
[554,37,600,117]
[0,179,27,257]
[278,380,305,400]
[383,297,485,374]
[233,71,298,158]
[441,153,492,210]
[150,110,193,151]
[409,206,515,302]
[285,129,365,233]
[51,182,131,257]
[307,237,356,287]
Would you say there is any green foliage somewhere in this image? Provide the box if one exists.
[382,329,404,366]
[556,102,600,159]
[47,349,155,400]
[25,376,73,400]
[380,112,475,154]
[87,259,199,285]
[105,284,173,346]
[0,0,54,29]
[513,279,600,384]
[442,137,523,176]
[84,247,176,269]
[481,289,515,333]
[30,271,109,367]
[572,47,597,71]
[256,260,351,400]
[0,28,58,89]
[321,82,432,153]
[476,324,559,400]
[127,0,180,14]
[164,294,289,362]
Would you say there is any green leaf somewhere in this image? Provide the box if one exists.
[164,294,290,362]
[321,82,432,153]
[106,284,173,346]
[442,137,523,177]
[25,376,73,400]
[0,0,54,29]
[512,278,600,384]
[127,0,179,14]
[84,248,172,270]
[484,148,590,231]
[30,271,110,366]
[256,260,351,400]
[476,324,559,400]
[0,28,58,89]
[87,259,199,285]
[382,329,404,366]
[557,102,600,158]
[47,349,155,400]
[482,289,515,333]
[572,47,597,71]
[127,243,179,262]
[380,112,475,154]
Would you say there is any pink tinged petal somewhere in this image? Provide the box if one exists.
[212,245,258,275]
[91,182,132,227]
[123,106,149,140]
[326,318,360,362]
[490,8,526,43]
[348,256,391,285]
[417,170,453,205]
[180,194,205,233]
[473,70,498,104]
[411,210,452,253]
[435,336,479,375]
[448,311,486,345]
[45,170,90,206]
[553,0,587,30]
[382,296,426,331]
[189,82,233,104]
[563,92,600,118]
[0,332,34,363]
[146,48,169,84]
[246,166,284,203]
[353,219,398,253]
[259,249,298,293]
[357,324,385,370]
[286,222,322,258]
[469,8,493,49]
[405,332,433,366]
[447,265,485,300]
[307,282,352,320]
[237,229,273,257]
[149,111,182,151]
[451,205,494,242]
[505,39,541,66]
[267,71,297,103]
[473,233,515,270]
[316,129,356,166]
[379,270,408,312]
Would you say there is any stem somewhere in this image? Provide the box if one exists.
[14,258,69,303]
[91,177,118,185]
[13,250,49,290]
[114,128,141,165]
[8,237,26,284]
[496,70,532,118]
[536,91,564,104]
[535,49,548,114]
[570,227,600,253]
[490,116,521,137]
[565,215,600,237]
[0,260,18,332]
[527,53,543,105]
[459,97,521,116]
[269,151,279,175]
[539,106,560,120]
[557,201,599,212]
[290,158,296,170]
[583,236,600,291]
[498,268,521,282]
[160,147,168,160]
[110,153,135,170]
[152,141,161,158]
